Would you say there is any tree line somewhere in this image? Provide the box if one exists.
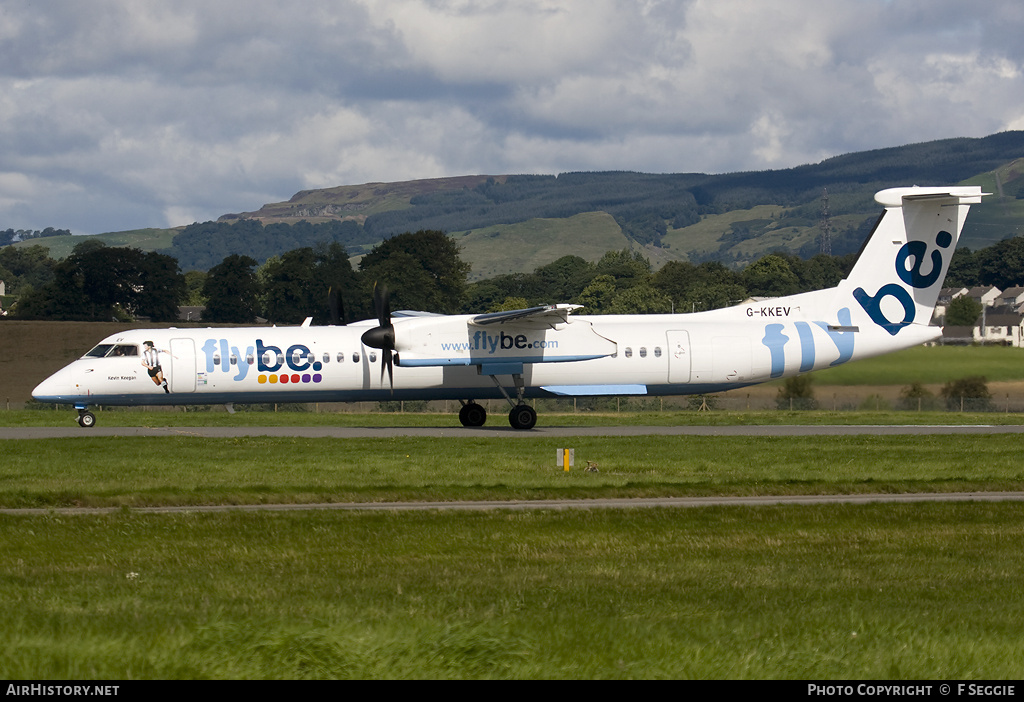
[3,228,1023,324]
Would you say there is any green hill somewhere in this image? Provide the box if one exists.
[11,132,1024,277]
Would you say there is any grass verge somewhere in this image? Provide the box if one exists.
[2,434,1023,508]
[2,504,1023,679]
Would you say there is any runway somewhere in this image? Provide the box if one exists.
[4,492,1024,516]
[3,423,1024,439]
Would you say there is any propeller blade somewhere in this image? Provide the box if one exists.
[328,286,345,325]
[361,282,396,391]
[381,348,394,388]
[373,283,391,327]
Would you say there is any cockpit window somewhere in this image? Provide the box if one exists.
[84,344,140,358]
[84,344,115,358]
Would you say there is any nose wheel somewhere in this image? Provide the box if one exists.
[77,409,96,428]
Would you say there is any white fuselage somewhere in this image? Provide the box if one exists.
[30,299,936,408]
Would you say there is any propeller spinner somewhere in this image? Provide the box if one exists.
[360,283,396,388]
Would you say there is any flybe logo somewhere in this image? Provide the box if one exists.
[853,231,952,336]
[201,339,324,385]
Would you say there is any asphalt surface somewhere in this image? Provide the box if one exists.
[3,492,1024,516]
[4,424,1024,439]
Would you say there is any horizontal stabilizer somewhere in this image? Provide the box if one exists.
[875,186,989,207]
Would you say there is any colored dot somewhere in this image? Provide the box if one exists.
[291,374,300,383]
[301,374,310,383]
[312,374,322,383]
[312,361,322,371]
[269,374,278,384]
[258,375,267,384]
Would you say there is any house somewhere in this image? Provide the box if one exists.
[966,285,1002,307]
[996,286,1024,308]
[975,312,1024,347]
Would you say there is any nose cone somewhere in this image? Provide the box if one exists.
[32,368,80,403]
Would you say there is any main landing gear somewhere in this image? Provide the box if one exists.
[458,372,538,431]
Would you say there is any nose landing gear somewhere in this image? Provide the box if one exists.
[76,408,96,428]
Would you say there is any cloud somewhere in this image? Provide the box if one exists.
[1,0,1023,234]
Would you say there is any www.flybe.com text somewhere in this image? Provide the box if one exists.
[441,331,558,354]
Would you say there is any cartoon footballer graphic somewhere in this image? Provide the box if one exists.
[142,340,172,393]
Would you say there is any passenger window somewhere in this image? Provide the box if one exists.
[352,352,360,363]
[624,347,633,358]
[230,355,237,366]
[639,347,647,358]
[654,347,662,358]
[370,352,377,363]
[323,353,330,364]
[213,354,221,365]
[246,354,254,365]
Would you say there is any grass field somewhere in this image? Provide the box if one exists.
[5,333,1024,678]
[3,428,1024,678]
[3,504,1024,679]
[455,211,631,281]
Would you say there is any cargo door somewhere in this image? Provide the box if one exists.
[666,330,691,383]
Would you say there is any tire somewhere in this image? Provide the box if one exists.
[77,411,96,428]
[508,404,537,430]
[459,402,487,427]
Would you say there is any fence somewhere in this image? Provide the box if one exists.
[17,387,1024,415]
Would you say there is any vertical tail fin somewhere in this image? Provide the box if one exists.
[836,186,987,337]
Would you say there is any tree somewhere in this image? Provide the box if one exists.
[15,243,184,321]
[359,230,470,313]
[742,254,800,297]
[652,260,747,312]
[944,295,982,327]
[607,285,673,314]
[260,248,319,324]
[977,236,1024,289]
[314,241,364,324]
[203,255,260,323]
[776,375,817,410]
[135,251,187,321]
[940,376,992,411]
[576,275,617,314]
[593,249,651,290]
[0,244,56,295]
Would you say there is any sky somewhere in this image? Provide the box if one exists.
[2,0,1024,235]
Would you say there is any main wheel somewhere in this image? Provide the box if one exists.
[508,404,537,430]
[459,402,487,427]
[77,411,96,428]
